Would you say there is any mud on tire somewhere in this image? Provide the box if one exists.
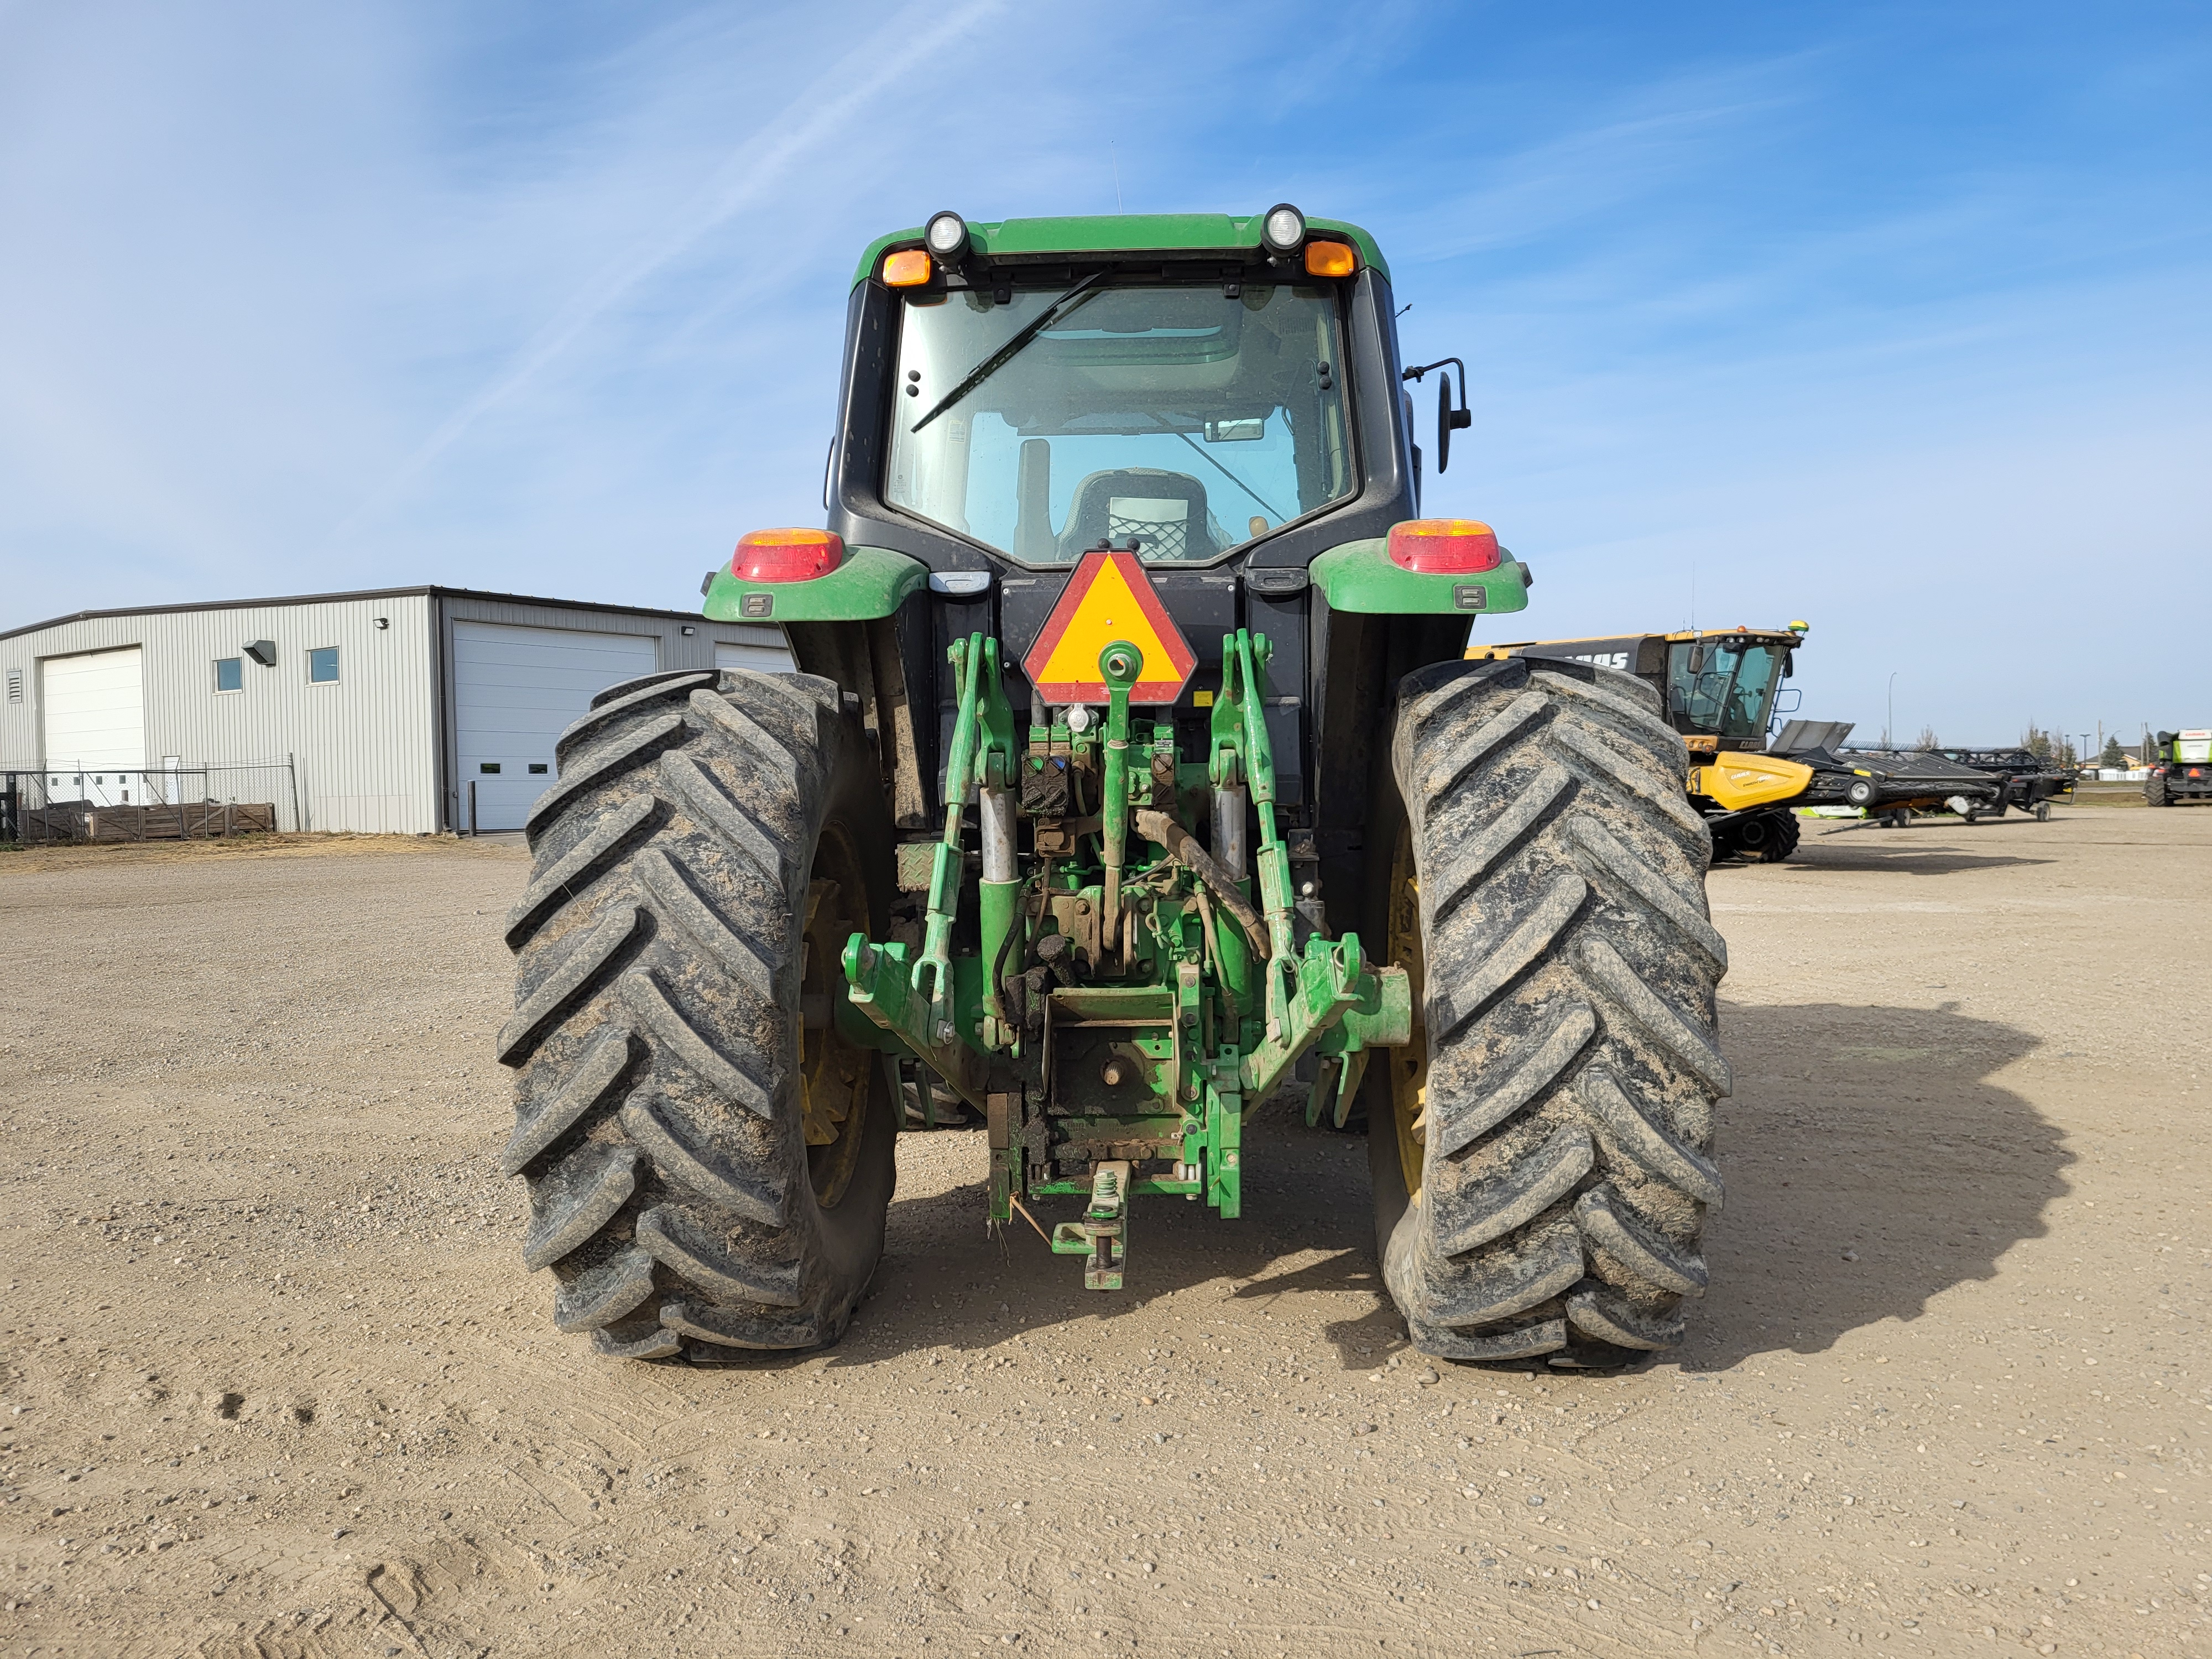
[498,668,896,1361]
[1369,656,1729,1366]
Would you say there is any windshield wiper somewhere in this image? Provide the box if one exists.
[910,272,1108,434]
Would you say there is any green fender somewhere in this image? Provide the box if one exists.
[702,545,928,624]
[1308,538,1531,617]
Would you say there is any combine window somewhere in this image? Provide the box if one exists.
[886,281,1355,565]
[1668,639,1783,742]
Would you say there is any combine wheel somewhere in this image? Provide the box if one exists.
[1369,657,1729,1367]
[2147,777,2168,807]
[1730,807,1798,864]
[498,669,897,1361]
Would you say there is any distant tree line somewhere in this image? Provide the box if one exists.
[2021,725,2078,766]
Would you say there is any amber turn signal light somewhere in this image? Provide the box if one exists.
[1303,239,1357,278]
[881,248,933,287]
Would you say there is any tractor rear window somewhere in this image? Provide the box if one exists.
[886,281,1354,564]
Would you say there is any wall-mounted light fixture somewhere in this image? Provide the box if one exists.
[243,640,278,666]
[681,625,696,636]
[373,617,389,630]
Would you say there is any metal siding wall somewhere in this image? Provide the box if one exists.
[3,591,776,836]
[433,595,786,831]
[0,596,438,833]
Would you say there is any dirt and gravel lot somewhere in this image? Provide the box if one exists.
[1,811,2206,1658]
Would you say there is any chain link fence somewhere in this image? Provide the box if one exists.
[1,758,302,844]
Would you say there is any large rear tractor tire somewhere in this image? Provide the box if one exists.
[497,668,897,1361]
[1368,657,1729,1367]
[2147,776,2168,807]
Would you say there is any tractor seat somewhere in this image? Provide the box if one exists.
[1058,468,1214,561]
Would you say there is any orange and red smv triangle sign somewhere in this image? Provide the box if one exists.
[1022,550,1198,705]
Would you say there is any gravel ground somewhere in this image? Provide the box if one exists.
[0,811,2206,1658]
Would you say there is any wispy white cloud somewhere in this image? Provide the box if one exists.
[1,0,2205,742]
[325,0,1006,548]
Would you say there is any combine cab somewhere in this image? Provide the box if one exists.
[496,207,1731,1370]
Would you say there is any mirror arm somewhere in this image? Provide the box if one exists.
[1401,356,1472,426]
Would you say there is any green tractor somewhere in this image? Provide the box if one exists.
[498,206,1729,1369]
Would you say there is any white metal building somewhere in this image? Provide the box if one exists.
[0,587,791,834]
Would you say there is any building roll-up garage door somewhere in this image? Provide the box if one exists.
[713,629,795,675]
[42,646,146,807]
[453,622,656,832]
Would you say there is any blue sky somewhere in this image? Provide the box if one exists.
[2,1,2205,748]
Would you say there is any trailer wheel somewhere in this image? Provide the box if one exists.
[1844,778,1877,808]
[1369,657,1728,1366]
[2034,802,2052,822]
[498,669,897,1361]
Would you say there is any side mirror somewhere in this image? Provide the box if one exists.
[1687,644,1706,674]
[1402,356,1472,473]
[1782,651,1794,680]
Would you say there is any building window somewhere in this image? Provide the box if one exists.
[479,762,501,774]
[528,763,548,774]
[214,657,243,693]
[307,646,339,684]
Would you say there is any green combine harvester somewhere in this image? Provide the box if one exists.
[2147,730,2212,806]
[498,206,1729,1370]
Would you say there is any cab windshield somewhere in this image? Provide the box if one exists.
[1668,639,1783,743]
[885,280,1354,564]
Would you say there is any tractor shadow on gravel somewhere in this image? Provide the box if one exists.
[835,999,2066,1376]
[1784,839,2058,877]
[1684,998,2073,1370]
[842,1103,1401,1372]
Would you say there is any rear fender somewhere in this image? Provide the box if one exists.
[1310,537,1530,618]
[703,545,928,624]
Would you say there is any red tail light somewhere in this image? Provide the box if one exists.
[1387,518,1502,573]
[732,528,843,583]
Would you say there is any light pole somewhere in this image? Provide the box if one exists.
[1886,672,1898,750]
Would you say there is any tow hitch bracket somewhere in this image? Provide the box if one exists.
[1051,1160,1131,1290]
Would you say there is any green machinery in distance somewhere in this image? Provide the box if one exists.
[2147,730,2212,806]
[499,206,1734,1370]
